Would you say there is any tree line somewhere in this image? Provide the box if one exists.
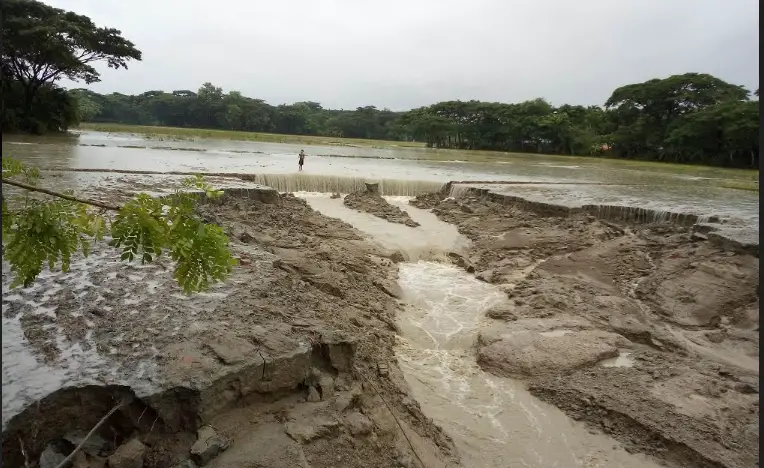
[1,0,759,169]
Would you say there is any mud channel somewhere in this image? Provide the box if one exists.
[1,179,759,468]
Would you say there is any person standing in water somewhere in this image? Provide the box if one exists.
[298,150,306,171]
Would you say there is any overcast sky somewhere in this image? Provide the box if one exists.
[49,0,758,111]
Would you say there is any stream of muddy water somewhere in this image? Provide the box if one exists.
[301,194,661,468]
[2,132,758,465]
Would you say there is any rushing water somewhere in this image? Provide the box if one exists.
[300,195,661,468]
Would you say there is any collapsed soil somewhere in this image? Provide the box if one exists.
[344,188,420,227]
[2,192,458,468]
[411,191,759,468]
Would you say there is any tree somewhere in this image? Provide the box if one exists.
[1,0,141,133]
[2,158,236,293]
[74,74,758,169]
[604,73,750,160]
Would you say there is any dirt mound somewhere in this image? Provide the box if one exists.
[409,192,444,210]
[2,192,458,468]
[344,183,420,227]
[419,191,759,468]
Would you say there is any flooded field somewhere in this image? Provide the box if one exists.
[2,131,759,468]
[3,130,758,190]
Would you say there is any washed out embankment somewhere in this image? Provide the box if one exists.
[42,168,446,197]
[2,188,459,468]
[410,188,759,468]
[306,194,664,468]
[440,182,759,256]
[343,183,421,227]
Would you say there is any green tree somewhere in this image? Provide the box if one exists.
[2,159,236,293]
[604,73,750,160]
[1,0,141,133]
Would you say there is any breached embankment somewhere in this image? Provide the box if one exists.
[409,189,759,468]
[2,188,458,468]
[39,169,760,253]
[439,181,759,257]
[3,172,758,468]
[42,168,446,197]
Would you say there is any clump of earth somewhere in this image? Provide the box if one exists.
[344,183,420,227]
[411,190,759,468]
[2,189,457,468]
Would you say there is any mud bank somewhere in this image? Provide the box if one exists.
[343,183,420,227]
[411,190,759,468]
[2,191,458,468]
[442,182,758,256]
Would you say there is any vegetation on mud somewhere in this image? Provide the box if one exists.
[2,158,235,292]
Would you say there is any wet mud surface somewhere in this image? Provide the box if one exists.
[1,166,759,468]
[411,191,759,468]
[2,192,458,468]
[343,184,420,227]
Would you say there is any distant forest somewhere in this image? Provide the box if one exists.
[1,0,759,168]
[70,74,761,169]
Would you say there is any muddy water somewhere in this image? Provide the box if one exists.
[301,195,661,468]
[3,131,759,232]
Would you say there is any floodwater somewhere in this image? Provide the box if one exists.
[1,130,758,454]
[2,131,759,233]
[301,195,661,468]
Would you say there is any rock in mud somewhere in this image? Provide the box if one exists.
[284,417,340,443]
[306,386,321,402]
[344,412,373,436]
[190,426,230,466]
[107,438,146,468]
[63,431,108,457]
[318,375,335,399]
[373,278,404,298]
[205,335,257,365]
[332,392,356,413]
[485,304,517,321]
[447,252,474,272]
[477,328,626,378]
[39,443,69,468]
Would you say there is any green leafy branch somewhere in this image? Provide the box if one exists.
[2,158,236,292]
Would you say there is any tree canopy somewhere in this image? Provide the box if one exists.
[1,0,141,133]
[72,73,759,168]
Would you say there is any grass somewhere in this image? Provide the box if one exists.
[75,122,426,149]
[716,179,760,192]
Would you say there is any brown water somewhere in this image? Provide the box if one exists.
[4,131,758,225]
[1,131,759,450]
[301,194,662,468]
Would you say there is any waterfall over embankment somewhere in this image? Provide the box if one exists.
[44,168,445,197]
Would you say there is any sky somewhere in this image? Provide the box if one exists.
[48,0,759,111]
